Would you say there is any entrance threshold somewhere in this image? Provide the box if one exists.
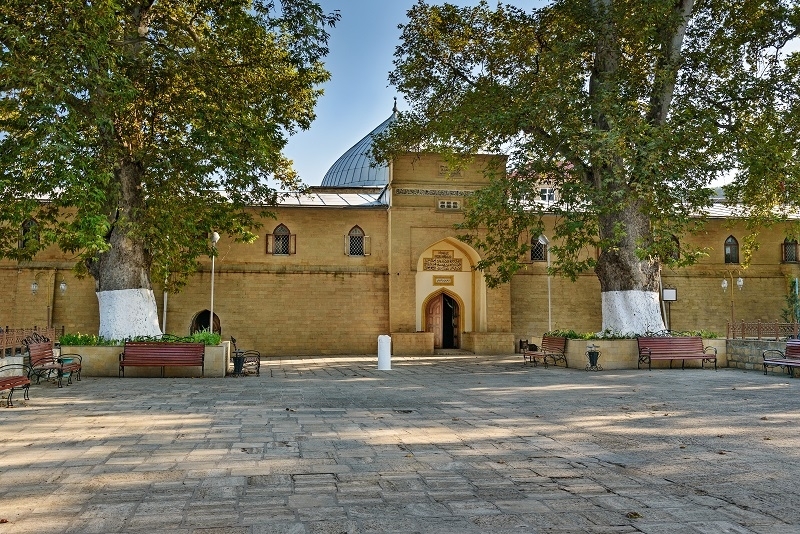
[433,349,473,356]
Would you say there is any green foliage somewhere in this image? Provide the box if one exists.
[684,330,720,339]
[545,329,638,340]
[545,328,718,340]
[59,330,222,346]
[545,329,596,340]
[375,0,799,289]
[781,278,800,324]
[59,333,122,346]
[0,0,339,292]
[186,330,223,346]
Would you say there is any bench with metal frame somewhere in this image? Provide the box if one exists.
[230,337,260,376]
[28,342,82,387]
[119,341,205,377]
[637,336,717,370]
[0,363,32,407]
[522,336,568,368]
[762,339,800,377]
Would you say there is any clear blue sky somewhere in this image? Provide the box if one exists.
[284,0,539,186]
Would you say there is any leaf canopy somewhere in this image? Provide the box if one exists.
[376,0,800,286]
[0,0,339,290]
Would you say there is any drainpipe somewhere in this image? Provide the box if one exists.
[795,277,799,323]
[659,274,668,330]
[48,269,56,329]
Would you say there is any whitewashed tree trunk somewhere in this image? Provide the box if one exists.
[595,204,666,335]
[601,290,665,335]
[97,288,162,339]
[586,0,688,336]
[89,159,163,339]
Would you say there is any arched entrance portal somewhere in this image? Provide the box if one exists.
[190,310,221,335]
[415,238,487,345]
[425,292,460,349]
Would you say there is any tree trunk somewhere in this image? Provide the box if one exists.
[89,159,162,339]
[595,203,666,334]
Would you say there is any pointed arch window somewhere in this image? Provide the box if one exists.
[266,224,296,255]
[345,225,370,256]
[669,235,680,262]
[530,237,546,262]
[19,219,39,250]
[782,238,798,263]
[724,236,739,264]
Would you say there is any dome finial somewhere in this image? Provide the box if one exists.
[392,97,398,114]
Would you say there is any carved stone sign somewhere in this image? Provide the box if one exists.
[438,165,463,177]
[423,250,463,271]
[432,275,454,286]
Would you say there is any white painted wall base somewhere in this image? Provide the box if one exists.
[97,288,163,340]
[601,290,666,335]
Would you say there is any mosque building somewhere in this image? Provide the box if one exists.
[3,107,799,357]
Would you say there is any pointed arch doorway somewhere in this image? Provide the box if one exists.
[425,292,460,349]
[190,309,221,335]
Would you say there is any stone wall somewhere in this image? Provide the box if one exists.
[62,343,228,378]
[1,155,798,358]
[726,339,786,373]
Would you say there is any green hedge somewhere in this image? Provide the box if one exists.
[59,330,222,346]
[544,328,719,340]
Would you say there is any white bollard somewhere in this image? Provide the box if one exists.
[377,335,392,370]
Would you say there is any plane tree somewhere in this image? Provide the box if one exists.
[375,0,800,334]
[0,0,339,338]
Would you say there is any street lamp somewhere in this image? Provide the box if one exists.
[721,273,744,324]
[538,234,552,333]
[209,231,220,333]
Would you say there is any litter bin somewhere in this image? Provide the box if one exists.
[377,335,391,370]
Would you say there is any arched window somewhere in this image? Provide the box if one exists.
[345,225,370,256]
[783,238,798,263]
[669,235,680,262]
[266,224,295,255]
[724,236,739,264]
[190,310,220,335]
[530,237,546,262]
[19,219,39,250]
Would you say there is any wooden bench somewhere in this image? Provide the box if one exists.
[522,336,568,368]
[0,363,32,407]
[119,341,205,377]
[637,336,717,370]
[762,339,800,377]
[28,342,82,388]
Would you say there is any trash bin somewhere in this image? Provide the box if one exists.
[377,335,391,370]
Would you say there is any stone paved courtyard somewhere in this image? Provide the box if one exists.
[2,354,800,533]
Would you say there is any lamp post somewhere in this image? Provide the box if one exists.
[209,231,220,333]
[721,272,744,324]
[538,234,552,332]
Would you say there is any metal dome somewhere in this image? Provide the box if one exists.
[320,105,397,187]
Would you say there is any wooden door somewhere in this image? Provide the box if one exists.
[441,294,459,349]
[426,295,443,349]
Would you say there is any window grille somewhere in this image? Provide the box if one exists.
[724,236,739,264]
[266,224,296,255]
[437,199,461,210]
[783,239,798,262]
[539,188,555,202]
[19,219,39,250]
[345,226,370,256]
[669,235,680,262]
[530,239,546,262]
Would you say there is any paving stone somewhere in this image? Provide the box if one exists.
[2,357,800,532]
